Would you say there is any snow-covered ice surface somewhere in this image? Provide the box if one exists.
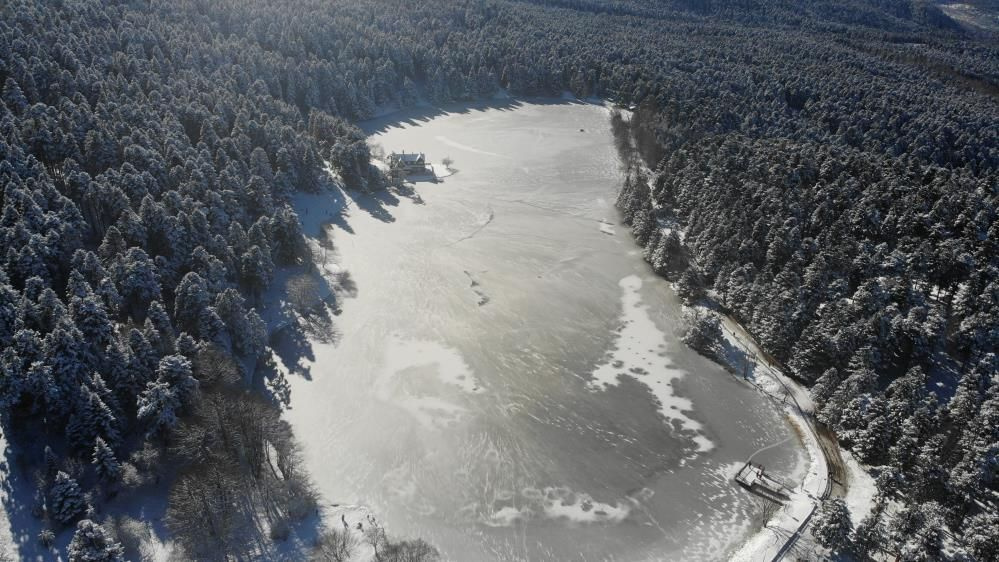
[589,275,713,453]
[375,335,483,429]
[277,99,805,561]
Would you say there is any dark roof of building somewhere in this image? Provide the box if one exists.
[391,152,424,163]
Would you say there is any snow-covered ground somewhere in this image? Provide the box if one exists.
[713,312,881,561]
[841,451,877,528]
[0,430,18,560]
[588,275,714,453]
[720,315,830,561]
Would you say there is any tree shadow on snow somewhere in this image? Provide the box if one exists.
[344,187,399,223]
[360,95,600,135]
[0,432,56,560]
[270,322,317,382]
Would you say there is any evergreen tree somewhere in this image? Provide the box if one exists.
[173,272,210,334]
[675,267,704,303]
[240,245,274,297]
[67,519,124,562]
[810,367,841,406]
[145,301,175,352]
[114,248,160,316]
[137,380,181,436]
[92,437,120,483]
[682,309,721,357]
[2,78,28,114]
[49,471,86,524]
[156,355,199,403]
[812,498,852,553]
[962,511,999,562]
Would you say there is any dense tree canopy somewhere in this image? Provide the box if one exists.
[1,0,996,558]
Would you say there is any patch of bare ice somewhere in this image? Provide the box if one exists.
[588,275,714,452]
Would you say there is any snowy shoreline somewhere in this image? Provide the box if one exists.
[714,313,832,561]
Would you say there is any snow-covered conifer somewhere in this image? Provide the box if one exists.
[156,355,198,403]
[137,380,180,436]
[67,519,124,562]
[92,437,120,482]
[49,471,86,524]
[812,498,852,553]
[173,272,209,334]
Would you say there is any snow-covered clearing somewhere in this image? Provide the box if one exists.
[841,451,877,528]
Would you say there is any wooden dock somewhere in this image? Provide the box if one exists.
[734,462,792,502]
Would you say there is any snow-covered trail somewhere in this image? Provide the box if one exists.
[717,315,833,561]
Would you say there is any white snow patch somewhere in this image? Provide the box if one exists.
[383,335,482,395]
[485,506,525,527]
[542,491,629,524]
[0,431,16,561]
[842,451,877,528]
[483,486,630,527]
[372,335,483,429]
[598,219,616,235]
[588,275,714,452]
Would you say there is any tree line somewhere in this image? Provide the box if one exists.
[1,0,996,559]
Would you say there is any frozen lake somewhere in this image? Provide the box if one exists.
[280,100,804,560]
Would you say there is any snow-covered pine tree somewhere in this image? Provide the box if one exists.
[811,498,852,553]
[961,510,999,562]
[175,332,198,359]
[240,245,274,298]
[173,272,209,334]
[145,301,175,352]
[197,307,226,345]
[67,519,124,562]
[681,309,721,357]
[155,355,199,403]
[66,385,121,450]
[49,471,86,524]
[0,280,18,349]
[2,78,28,114]
[271,205,306,265]
[92,437,120,482]
[137,380,180,436]
[675,267,704,304]
[114,247,160,316]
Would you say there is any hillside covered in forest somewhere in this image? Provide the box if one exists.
[0,0,997,560]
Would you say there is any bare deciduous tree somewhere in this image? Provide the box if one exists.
[287,274,322,314]
[312,528,360,562]
[380,538,440,562]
